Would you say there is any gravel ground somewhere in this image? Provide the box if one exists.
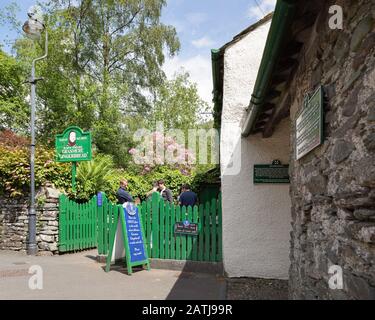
[226,277,289,300]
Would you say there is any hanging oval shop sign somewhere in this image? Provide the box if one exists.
[55,126,92,162]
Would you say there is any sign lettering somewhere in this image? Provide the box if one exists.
[254,160,290,184]
[174,221,199,236]
[124,204,147,263]
[296,86,324,160]
[55,126,92,162]
[106,202,150,275]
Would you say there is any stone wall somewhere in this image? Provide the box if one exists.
[0,186,60,255]
[288,0,375,299]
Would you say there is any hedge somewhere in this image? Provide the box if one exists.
[0,145,208,202]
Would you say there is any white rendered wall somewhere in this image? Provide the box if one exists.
[220,20,291,280]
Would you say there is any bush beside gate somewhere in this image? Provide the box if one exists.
[58,192,222,262]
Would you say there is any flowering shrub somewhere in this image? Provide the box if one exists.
[0,131,216,202]
[129,131,196,175]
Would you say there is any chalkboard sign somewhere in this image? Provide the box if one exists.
[296,86,324,160]
[254,160,290,184]
[105,203,150,275]
[174,221,199,236]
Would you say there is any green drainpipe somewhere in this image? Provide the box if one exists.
[242,0,297,137]
[211,49,223,129]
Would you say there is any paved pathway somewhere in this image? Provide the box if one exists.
[0,250,226,300]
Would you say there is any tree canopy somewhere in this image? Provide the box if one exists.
[152,72,209,131]
[0,0,214,173]
[0,50,28,133]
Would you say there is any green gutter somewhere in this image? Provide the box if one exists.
[242,0,297,137]
[211,49,222,129]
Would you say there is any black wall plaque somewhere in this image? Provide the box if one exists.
[253,160,290,184]
[174,222,199,236]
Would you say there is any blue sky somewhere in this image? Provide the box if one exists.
[0,0,276,104]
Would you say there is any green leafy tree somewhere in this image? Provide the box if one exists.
[1,1,217,181]
[0,50,28,133]
[8,0,180,162]
[47,0,180,153]
[151,72,209,131]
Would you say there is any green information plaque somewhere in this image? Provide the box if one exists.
[254,160,290,184]
[55,126,92,163]
[296,86,324,160]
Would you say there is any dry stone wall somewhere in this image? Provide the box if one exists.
[288,0,375,299]
[0,186,60,255]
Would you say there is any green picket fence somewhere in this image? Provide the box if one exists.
[59,192,222,262]
[139,192,222,262]
[96,195,120,256]
[58,194,98,252]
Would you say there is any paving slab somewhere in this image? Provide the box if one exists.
[0,250,226,300]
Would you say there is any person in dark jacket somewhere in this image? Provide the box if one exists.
[117,179,133,204]
[179,184,198,207]
[157,179,173,203]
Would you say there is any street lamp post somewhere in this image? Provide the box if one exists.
[23,5,48,255]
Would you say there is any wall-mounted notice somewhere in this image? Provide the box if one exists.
[253,160,290,184]
[174,220,199,236]
[296,86,324,160]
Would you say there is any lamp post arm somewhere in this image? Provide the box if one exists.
[32,29,48,71]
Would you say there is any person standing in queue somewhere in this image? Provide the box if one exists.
[158,179,173,203]
[117,179,134,204]
[179,184,198,207]
[146,181,159,201]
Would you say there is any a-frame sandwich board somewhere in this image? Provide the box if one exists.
[105,203,150,275]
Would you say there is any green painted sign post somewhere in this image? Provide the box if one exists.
[55,126,92,192]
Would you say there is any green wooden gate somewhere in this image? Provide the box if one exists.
[58,194,98,252]
[96,195,119,256]
[139,193,222,262]
[58,192,222,262]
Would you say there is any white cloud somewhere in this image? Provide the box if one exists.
[248,0,276,20]
[163,54,213,105]
[192,36,215,48]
